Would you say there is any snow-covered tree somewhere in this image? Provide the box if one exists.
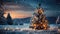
[6,13,13,25]
[0,0,7,25]
[30,4,49,30]
[56,16,60,24]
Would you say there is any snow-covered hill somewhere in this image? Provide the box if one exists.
[13,17,58,25]
[13,17,31,25]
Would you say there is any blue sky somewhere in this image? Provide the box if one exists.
[3,0,60,18]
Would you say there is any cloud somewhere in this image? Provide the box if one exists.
[4,0,60,17]
[41,0,60,17]
[4,3,35,11]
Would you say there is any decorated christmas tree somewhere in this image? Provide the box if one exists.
[29,4,49,30]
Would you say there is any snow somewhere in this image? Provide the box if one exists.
[0,29,58,34]
[0,24,60,34]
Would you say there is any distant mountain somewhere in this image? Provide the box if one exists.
[13,17,31,25]
[46,17,57,24]
[13,17,58,25]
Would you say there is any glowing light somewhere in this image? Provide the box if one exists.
[4,10,32,19]
[30,7,49,30]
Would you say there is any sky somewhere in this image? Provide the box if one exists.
[3,0,60,19]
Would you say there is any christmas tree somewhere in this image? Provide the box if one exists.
[29,4,49,30]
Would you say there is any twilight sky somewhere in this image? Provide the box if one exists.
[3,0,60,19]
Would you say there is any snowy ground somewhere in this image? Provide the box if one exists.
[0,23,60,34]
[0,29,59,34]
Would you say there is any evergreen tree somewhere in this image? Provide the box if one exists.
[0,0,7,25]
[56,16,60,24]
[30,4,49,30]
[6,13,13,25]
